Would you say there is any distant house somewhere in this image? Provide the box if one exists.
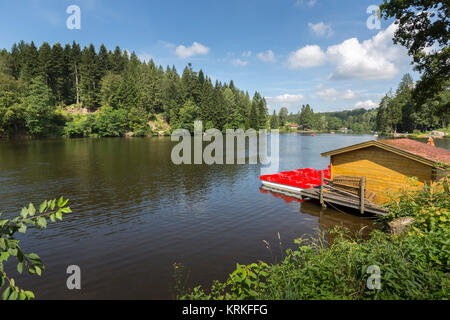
[289,124,299,129]
[321,139,450,204]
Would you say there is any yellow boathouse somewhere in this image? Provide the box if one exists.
[321,139,450,205]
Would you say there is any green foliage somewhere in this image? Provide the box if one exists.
[178,99,200,133]
[0,41,266,137]
[0,197,72,300]
[128,106,150,137]
[0,73,26,137]
[376,74,449,133]
[63,114,96,138]
[24,75,56,136]
[380,0,449,102]
[384,177,450,234]
[94,106,128,137]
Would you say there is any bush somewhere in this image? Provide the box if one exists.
[64,114,96,138]
[94,107,128,137]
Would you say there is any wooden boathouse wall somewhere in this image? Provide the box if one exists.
[329,146,432,204]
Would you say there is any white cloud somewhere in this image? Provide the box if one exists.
[265,93,305,108]
[354,100,378,109]
[288,45,327,69]
[257,50,276,63]
[232,59,248,66]
[308,22,333,37]
[342,89,357,100]
[242,51,252,57]
[175,42,210,59]
[327,23,407,80]
[295,0,317,7]
[316,85,357,102]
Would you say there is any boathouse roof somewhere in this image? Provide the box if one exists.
[321,139,450,166]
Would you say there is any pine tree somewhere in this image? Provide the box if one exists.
[25,75,55,136]
[80,44,100,110]
[51,43,66,105]
[21,42,39,83]
[270,110,279,129]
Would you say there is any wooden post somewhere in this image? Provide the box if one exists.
[320,171,326,208]
[360,177,365,214]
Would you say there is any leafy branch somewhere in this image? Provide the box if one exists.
[0,196,72,300]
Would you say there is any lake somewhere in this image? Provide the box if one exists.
[0,134,448,299]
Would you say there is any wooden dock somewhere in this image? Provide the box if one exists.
[299,173,388,216]
[261,171,388,216]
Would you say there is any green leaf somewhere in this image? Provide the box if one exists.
[8,248,18,257]
[24,291,35,299]
[50,199,56,210]
[28,203,36,217]
[61,207,72,214]
[2,286,11,300]
[39,200,48,213]
[18,224,27,233]
[35,266,42,276]
[36,217,47,229]
[0,252,10,262]
[27,253,40,260]
[49,214,56,223]
[8,289,18,300]
[57,196,64,207]
[61,199,69,208]
[28,266,36,275]
[20,207,28,219]
[17,262,23,274]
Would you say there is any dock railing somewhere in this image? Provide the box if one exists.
[308,174,387,216]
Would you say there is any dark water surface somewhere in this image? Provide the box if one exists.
[0,134,448,299]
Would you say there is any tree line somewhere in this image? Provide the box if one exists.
[269,105,377,134]
[0,41,268,137]
[376,74,449,133]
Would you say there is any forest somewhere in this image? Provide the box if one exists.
[0,41,268,138]
[1,41,448,138]
[376,74,449,133]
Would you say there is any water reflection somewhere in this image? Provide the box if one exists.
[260,187,376,243]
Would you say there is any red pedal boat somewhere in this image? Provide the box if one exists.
[260,166,331,194]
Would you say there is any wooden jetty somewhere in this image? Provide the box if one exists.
[261,139,449,217]
[299,173,388,216]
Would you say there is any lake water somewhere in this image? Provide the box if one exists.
[0,134,448,299]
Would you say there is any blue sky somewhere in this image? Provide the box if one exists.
[0,0,419,113]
